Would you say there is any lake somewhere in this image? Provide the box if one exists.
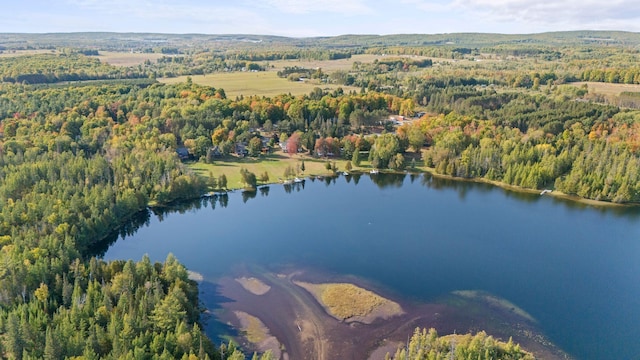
[103,173,640,359]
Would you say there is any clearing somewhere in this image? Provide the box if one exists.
[570,81,640,96]
[188,151,364,190]
[97,51,167,66]
[160,71,357,98]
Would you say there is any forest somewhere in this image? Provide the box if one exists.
[1,30,640,358]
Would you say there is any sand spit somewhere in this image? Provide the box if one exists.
[452,290,536,323]
[233,311,283,359]
[236,276,271,295]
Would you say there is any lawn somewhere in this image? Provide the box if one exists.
[159,71,357,98]
[187,150,369,190]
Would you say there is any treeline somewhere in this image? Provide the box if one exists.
[365,46,476,60]
[389,328,534,360]
[579,67,640,84]
[276,66,326,82]
[0,54,148,84]
[411,90,640,202]
[155,55,265,77]
[225,49,353,61]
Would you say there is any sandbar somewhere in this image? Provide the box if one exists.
[294,281,404,324]
[236,276,271,295]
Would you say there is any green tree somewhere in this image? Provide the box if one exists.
[240,168,258,189]
[150,287,188,332]
[248,137,263,157]
[407,126,425,151]
[371,133,401,169]
[218,174,228,190]
[352,150,361,167]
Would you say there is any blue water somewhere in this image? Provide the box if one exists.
[103,174,640,359]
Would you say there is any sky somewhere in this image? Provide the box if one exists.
[2,0,640,37]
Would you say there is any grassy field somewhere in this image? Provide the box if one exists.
[570,81,640,96]
[188,151,368,190]
[265,54,383,72]
[0,49,58,58]
[160,71,358,98]
[97,51,167,66]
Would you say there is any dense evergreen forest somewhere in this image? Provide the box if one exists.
[1,31,640,358]
[388,328,534,360]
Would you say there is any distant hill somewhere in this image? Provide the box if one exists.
[1,31,639,51]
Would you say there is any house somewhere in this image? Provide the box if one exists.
[235,143,248,157]
[209,146,222,157]
[176,147,190,160]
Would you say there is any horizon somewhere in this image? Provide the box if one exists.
[3,1,640,37]
[1,29,638,38]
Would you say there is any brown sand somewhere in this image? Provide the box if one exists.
[233,311,282,358]
[236,277,271,295]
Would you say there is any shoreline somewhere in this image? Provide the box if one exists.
[416,166,637,208]
[190,151,639,208]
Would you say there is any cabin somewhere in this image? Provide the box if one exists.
[176,147,190,160]
[208,146,222,158]
[235,143,248,157]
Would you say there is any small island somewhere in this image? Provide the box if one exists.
[294,281,404,323]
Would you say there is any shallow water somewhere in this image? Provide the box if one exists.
[103,173,640,359]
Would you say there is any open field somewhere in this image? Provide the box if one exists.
[97,51,167,66]
[188,151,364,189]
[0,49,58,57]
[570,81,640,96]
[265,54,385,72]
[160,71,358,97]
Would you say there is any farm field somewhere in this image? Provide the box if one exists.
[264,53,435,72]
[97,51,167,66]
[159,71,358,97]
[570,81,640,96]
[0,49,58,57]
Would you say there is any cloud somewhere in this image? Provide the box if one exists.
[453,0,640,30]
